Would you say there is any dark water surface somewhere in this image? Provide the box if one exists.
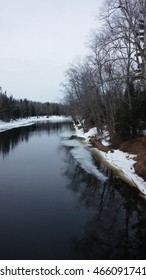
[0,121,146,260]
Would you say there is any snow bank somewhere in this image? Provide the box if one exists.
[74,123,146,196]
[98,149,146,195]
[74,125,97,141]
[0,115,72,132]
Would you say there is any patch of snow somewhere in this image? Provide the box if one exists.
[70,146,107,182]
[62,138,107,182]
[73,125,97,142]
[101,139,110,147]
[84,127,97,138]
[73,125,84,138]
[101,130,110,146]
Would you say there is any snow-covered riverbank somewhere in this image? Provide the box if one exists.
[73,123,146,196]
[0,116,72,133]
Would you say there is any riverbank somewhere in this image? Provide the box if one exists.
[73,122,146,196]
[0,115,72,133]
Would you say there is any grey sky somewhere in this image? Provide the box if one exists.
[0,0,102,103]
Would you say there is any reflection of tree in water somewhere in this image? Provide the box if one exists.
[0,127,32,158]
[62,147,146,259]
[0,121,73,158]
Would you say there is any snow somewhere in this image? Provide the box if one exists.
[101,129,110,146]
[70,146,107,181]
[74,125,97,139]
[97,149,146,196]
[74,123,110,146]
[0,115,72,132]
[62,137,107,182]
[61,123,106,181]
[74,122,146,196]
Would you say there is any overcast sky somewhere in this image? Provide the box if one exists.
[0,0,102,103]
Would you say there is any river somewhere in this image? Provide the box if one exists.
[0,120,146,260]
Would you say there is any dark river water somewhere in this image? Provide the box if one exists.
[0,120,146,260]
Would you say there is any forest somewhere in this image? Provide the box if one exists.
[62,0,146,138]
[0,87,66,121]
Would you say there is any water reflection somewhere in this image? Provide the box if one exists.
[62,146,146,259]
[0,121,73,158]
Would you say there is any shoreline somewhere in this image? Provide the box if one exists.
[91,148,137,188]
[73,123,146,197]
[0,116,72,133]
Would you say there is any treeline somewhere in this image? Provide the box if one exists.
[62,0,146,137]
[0,87,66,122]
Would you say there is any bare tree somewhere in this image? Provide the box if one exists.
[62,0,146,136]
